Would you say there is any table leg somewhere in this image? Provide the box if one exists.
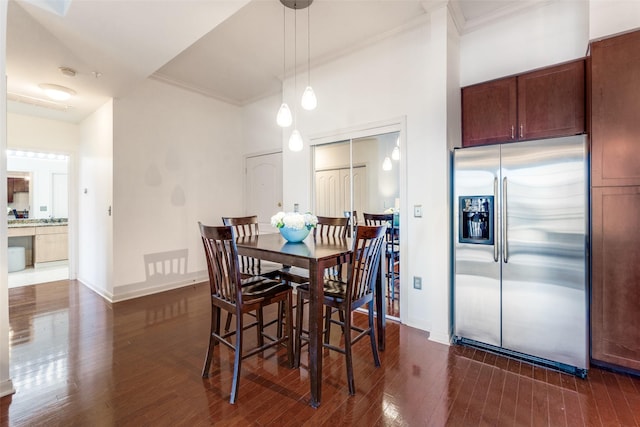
[375,248,386,351]
[308,261,324,407]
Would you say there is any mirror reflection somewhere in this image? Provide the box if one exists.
[313,132,400,318]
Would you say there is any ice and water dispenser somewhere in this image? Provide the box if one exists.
[459,196,494,245]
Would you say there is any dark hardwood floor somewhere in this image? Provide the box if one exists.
[2,280,639,426]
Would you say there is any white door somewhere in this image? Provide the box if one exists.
[315,169,341,217]
[340,166,367,223]
[245,152,282,231]
[52,173,68,218]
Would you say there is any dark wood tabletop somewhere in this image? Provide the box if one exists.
[236,232,386,407]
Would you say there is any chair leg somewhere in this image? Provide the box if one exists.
[202,306,219,377]
[294,291,304,368]
[368,303,380,367]
[323,306,332,345]
[224,312,233,332]
[256,308,264,347]
[285,293,294,368]
[277,301,284,339]
[343,308,355,395]
[230,311,243,404]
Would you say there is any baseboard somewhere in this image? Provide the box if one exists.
[111,272,208,303]
[0,379,15,398]
[428,330,452,346]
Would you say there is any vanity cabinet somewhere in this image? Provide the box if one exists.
[34,225,68,264]
[462,59,585,147]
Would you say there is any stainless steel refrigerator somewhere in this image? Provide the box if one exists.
[453,135,588,376]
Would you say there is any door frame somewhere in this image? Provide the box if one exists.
[308,117,407,323]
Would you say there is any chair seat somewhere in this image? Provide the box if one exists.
[242,278,291,300]
[297,278,346,300]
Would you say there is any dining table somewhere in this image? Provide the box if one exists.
[235,232,386,408]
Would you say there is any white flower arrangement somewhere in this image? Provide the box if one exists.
[270,211,318,231]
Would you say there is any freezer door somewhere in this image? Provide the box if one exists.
[453,145,501,347]
[500,136,587,368]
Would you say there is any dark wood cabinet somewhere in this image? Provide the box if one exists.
[7,177,29,204]
[591,30,640,187]
[461,59,585,147]
[591,186,640,371]
[462,77,516,147]
[590,29,640,373]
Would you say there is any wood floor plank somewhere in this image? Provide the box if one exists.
[3,280,640,426]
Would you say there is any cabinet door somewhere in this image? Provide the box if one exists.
[518,59,585,141]
[592,186,640,371]
[591,30,640,187]
[462,77,516,147]
[7,178,14,203]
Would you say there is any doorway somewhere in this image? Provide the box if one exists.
[313,131,401,319]
[7,150,70,288]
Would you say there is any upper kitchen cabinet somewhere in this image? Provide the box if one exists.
[462,59,585,147]
[462,77,516,147]
[591,29,640,187]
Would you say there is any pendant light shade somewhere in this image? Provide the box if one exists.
[301,86,317,110]
[391,145,400,161]
[289,129,304,152]
[277,103,293,127]
[382,156,393,171]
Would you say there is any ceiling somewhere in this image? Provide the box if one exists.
[5,0,546,124]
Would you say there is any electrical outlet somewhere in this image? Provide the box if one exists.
[414,205,422,217]
[413,276,422,290]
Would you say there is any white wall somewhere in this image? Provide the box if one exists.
[590,0,640,40]
[460,1,589,87]
[111,78,245,301]
[78,100,114,300]
[0,0,14,399]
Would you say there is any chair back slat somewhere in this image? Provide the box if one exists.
[222,215,263,276]
[314,216,349,239]
[199,223,242,305]
[347,225,386,303]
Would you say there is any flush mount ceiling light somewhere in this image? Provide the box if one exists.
[39,83,76,101]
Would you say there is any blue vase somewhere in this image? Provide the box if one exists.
[279,226,310,243]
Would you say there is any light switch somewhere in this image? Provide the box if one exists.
[414,205,422,217]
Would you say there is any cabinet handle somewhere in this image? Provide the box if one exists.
[511,126,514,139]
[520,124,523,139]
[503,176,508,264]
[493,177,498,262]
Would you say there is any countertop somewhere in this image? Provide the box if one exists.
[8,219,68,228]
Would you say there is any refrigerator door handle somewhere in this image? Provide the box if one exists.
[502,176,509,263]
[494,177,499,262]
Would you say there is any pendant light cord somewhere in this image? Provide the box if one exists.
[293,7,297,127]
[282,5,286,103]
[307,5,311,86]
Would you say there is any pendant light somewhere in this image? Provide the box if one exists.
[300,5,317,111]
[382,156,393,171]
[288,5,303,152]
[391,136,400,160]
[276,5,292,128]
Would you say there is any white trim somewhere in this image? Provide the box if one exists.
[0,379,15,398]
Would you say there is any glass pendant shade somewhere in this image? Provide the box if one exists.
[382,156,392,171]
[391,145,400,161]
[301,86,317,110]
[289,129,304,152]
[277,103,293,127]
